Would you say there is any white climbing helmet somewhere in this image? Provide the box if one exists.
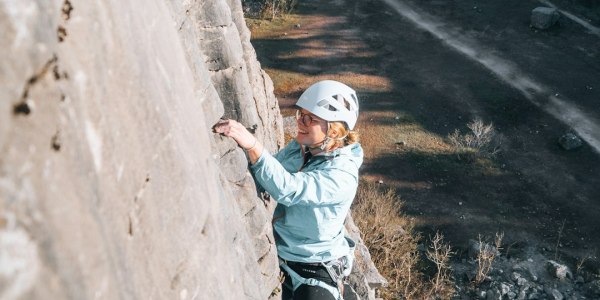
[296,80,359,130]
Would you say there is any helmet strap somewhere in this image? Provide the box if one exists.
[307,122,333,152]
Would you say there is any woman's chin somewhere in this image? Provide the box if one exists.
[295,134,310,145]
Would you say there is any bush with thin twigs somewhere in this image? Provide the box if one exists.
[554,219,566,261]
[448,119,500,161]
[576,251,597,275]
[474,232,504,285]
[352,181,455,299]
[426,232,455,299]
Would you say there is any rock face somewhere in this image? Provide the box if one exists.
[345,214,388,300]
[0,0,284,299]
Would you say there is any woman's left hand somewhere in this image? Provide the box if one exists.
[213,119,257,150]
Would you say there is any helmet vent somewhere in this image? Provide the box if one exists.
[342,98,351,110]
[317,99,338,111]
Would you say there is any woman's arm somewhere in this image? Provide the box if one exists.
[251,150,357,207]
[214,119,357,206]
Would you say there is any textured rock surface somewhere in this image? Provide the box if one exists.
[0,0,283,299]
[345,214,388,300]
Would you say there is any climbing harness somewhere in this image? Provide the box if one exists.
[279,237,356,300]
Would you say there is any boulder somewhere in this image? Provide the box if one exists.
[558,133,583,150]
[517,277,529,287]
[547,260,572,280]
[468,239,500,259]
[531,7,560,30]
[500,282,513,296]
[544,287,564,300]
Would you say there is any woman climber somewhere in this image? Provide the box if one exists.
[214,80,363,300]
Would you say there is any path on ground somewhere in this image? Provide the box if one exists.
[250,0,600,266]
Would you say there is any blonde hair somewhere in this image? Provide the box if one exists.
[329,121,359,148]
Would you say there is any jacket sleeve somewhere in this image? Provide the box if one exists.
[250,150,357,207]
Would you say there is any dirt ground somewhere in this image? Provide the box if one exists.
[247,0,600,273]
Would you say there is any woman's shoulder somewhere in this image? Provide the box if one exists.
[274,139,302,162]
[282,139,302,155]
[320,143,364,170]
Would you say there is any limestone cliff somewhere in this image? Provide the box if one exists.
[1,0,282,299]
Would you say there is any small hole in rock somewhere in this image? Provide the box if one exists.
[28,75,38,85]
[53,65,60,80]
[51,133,61,151]
[62,0,73,21]
[13,102,31,115]
[128,217,133,236]
[57,26,67,42]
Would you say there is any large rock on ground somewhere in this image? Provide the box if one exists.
[531,7,560,30]
[547,260,572,280]
[558,133,583,150]
[0,0,283,299]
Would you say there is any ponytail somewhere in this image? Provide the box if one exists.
[329,121,360,148]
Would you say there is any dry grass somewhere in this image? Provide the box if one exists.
[245,14,301,39]
[352,181,455,299]
[356,111,454,163]
[355,111,399,159]
[265,68,393,95]
[259,0,297,20]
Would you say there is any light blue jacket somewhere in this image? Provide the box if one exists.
[250,140,364,263]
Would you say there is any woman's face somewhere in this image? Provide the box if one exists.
[295,109,328,146]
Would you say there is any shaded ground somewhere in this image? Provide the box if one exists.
[248,0,600,277]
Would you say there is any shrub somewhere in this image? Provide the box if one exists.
[352,181,455,299]
[426,232,455,299]
[243,0,297,19]
[474,232,504,285]
[448,119,500,161]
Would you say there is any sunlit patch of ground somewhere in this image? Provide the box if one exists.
[245,15,301,39]
[264,68,393,114]
[357,110,456,161]
[278,38,377,59]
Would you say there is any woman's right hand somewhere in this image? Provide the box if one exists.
[213,119,263,164]
[213,119,257,150]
